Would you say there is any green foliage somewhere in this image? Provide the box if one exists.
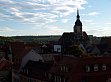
[67,45,83,57]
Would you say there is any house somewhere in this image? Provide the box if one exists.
[49,55,111,82]
[19,54,111,82]
[11,42,41,82]
[11,42,41,69]
[20,49,44,70]
[19,60,53,82]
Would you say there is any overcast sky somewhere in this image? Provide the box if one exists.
[0,0,111,36]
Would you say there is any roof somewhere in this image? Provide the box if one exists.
[0,57,11,70]
[20,49,44,68]
[58,31,89,45]
[81,56,111,64]
[11,42,40,59]
[75,19,82,26]
[58,32,76,45]
[100,37,111,45]
[24,60,52,71]
[98,37,111,53]
[49,55,111,82]
[22,60,53,80]
[50,56,80,77]
[40,54,54,61]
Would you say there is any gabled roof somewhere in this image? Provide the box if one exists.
[20,49,44,69]
[58,32,75,44]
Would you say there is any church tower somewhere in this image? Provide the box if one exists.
[74,9,82,42]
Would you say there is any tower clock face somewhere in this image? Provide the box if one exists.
[77,26,81,33]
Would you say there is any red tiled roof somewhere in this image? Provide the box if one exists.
[11,42,27,58]
[11,42,40,59]
[0,57,11,70]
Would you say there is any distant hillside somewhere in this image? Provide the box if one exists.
[7,35,61,43]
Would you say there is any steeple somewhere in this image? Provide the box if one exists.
[73,9,83,43]
[77,8,80,19]
[74,9,82,26]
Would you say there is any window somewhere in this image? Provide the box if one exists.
[54,75,62,82]
[60,65,63,71]
[66,66,68,72]
[94,64,98,71]
[81,77,88,82]
[63,78,67,82]
[57,76,59,82]
[61,65,69,72]
[102,64,106,71]
[26,69,28,74]
[63,66,66,72]
[54,75,57,82]
[59,77,61,82]
[57,48,60,51]
[86,65,90,72]
[48,73,52,79]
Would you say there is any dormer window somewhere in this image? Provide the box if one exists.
[85,65,90,72]
[94,64,98,71]
[102,64,106,71]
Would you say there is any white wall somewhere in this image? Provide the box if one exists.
[19,49,44,71]
[54,45,61,53]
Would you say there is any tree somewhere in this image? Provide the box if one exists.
[66,45,82,57]
[66,44,90,58]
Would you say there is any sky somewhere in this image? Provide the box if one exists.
[0,0,111,37]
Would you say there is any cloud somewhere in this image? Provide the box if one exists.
[83,19,97,25]
[43,25,65,35]
[87,27,111,36]
[90,22,96,25]
[82,12,100,16]
[88,12,100,16]
[62,19,68,23]
[0,0,87,24]
[0,27,14,32]
[83,19,93,23]
[105,23,111,25]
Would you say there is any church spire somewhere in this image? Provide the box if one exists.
[77,8,80,19]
